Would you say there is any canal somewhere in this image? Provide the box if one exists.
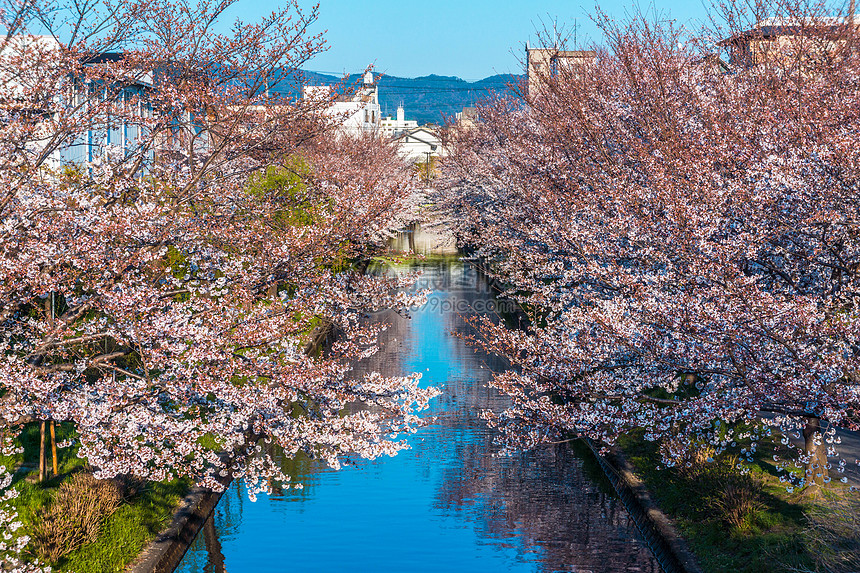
[175,254,660,572]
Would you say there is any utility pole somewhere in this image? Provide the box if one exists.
[425,150,431,183]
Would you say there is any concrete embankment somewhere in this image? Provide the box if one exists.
[584,441,704,573]
[126,482,228,573]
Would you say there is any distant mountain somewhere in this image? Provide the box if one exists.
[271,71,523,125]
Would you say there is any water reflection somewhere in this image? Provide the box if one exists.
[200,514,226,573]
[435,437,658,573]
[176,258,659,573]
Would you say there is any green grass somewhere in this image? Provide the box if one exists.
[4,422,188,573]
[369,252,462,269]
[58,479,187,572]
[616,430,828,573]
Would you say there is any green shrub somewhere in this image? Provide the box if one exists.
[709,474,764,530]
[28,473,123,562]
[246,156,318,227]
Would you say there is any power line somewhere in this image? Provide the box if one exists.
[300,68,521,85]
[376,87,513,93]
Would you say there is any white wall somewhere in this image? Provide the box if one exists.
[303,83,381,136]
[396,129,444,162]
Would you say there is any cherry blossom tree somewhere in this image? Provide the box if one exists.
[0,0,436,518]
[440,0,860,489]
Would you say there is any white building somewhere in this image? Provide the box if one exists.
[393,126,444,163]
[303,71,381,136]
[380,105,418,138]
[1,36,155,169]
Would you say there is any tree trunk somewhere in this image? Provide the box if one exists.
[39,421,47,482]
[50,420,58,476]
[803,416,828,488]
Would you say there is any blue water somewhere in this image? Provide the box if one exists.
[176,260,659,573]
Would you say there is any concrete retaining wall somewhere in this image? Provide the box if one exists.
[584,440,703,573]
[126,481,230,573]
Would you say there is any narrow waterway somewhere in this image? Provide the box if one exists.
[175,256,660,573]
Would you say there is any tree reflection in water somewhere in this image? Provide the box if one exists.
[428,260,659,573]
[201,514,227,573]
[175,257,660,573]
[435,432,658,573]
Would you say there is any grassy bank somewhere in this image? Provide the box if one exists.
[616,429,856,573]
[369,252,462,268]
[3,422,188,572]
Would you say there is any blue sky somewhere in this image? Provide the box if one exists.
[233,1,712,80]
